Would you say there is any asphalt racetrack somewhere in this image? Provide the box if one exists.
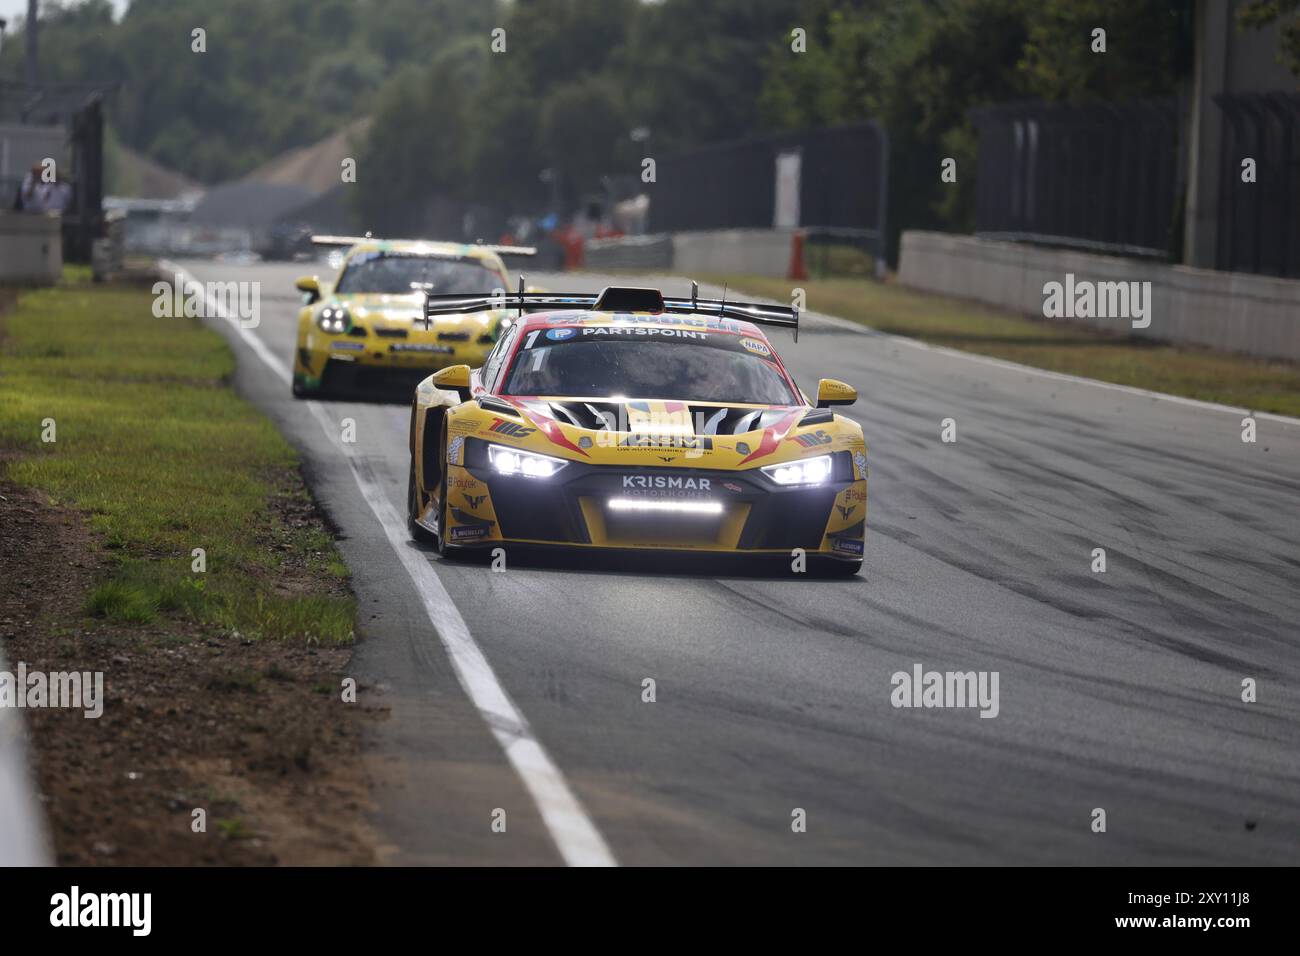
[177,258,1300,866]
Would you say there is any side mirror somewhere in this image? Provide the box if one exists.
[295,275,321,305]
[432,364,473,402]
[816,378,857,408]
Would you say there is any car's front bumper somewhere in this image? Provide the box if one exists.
[293,334,492,393]
[431,443,866,559]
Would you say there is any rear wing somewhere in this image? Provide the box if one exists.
[423,282,800,340]
[311,234,536,256]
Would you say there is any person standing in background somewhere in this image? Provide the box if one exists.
[13,161,72,213]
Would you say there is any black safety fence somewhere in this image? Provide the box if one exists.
[1215,92,1300,279]
[647,123,888,263]
[969,99,1181,259]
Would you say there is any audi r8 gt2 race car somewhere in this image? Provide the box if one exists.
[291,235,534,397]
[406,285,867,572]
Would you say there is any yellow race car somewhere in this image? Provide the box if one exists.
[407,285,867,573]
[291,236,533,397]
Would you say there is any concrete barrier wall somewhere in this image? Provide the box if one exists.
[672,228,795,277]
[581,228,796,278]
[584,233,673,271]
[0,212,62,284]
[581,228,796,277]
[899,231,1300,363]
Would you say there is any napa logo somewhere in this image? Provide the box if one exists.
[740,337,771,357]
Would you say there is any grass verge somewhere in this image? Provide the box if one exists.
[0,271,354,643]
[699,273,1300,418]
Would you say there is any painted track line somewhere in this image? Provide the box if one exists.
[0,645,51,865]
[164,261,616,867]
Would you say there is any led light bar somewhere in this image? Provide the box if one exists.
[606,498,723,515]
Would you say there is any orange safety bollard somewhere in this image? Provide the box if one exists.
[787,229,808,280]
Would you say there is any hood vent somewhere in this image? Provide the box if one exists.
[799,407,834,426]
[478,396,518,416]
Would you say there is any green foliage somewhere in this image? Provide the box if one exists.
[0,0,498,182]
[0,282,356,645]
[618,0,808,152]
[1018,0,1192,100]
[759,0,1189,259]
[1239,0,1300,76]
[3,0,1247,246]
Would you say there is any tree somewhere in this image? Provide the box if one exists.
[352,38,489,233]
[1238,1,1300,77]
[759,0,1188,260]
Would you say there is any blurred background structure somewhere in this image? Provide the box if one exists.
[0,0,1296,288]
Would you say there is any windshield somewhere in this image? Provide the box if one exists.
[335,253,500,295]
[503,328,798,404]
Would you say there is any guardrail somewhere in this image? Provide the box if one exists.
[969,100,1181,261]
[899,230,1300,362]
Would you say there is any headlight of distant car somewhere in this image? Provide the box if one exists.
[487,443,568,478]
[317,305,351,333]
[761,454,832,486]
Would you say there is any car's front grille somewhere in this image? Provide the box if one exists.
[601,506,729,546]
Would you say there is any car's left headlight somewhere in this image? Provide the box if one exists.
[761,454,832,486]
[318,305,351,333]
[487,443,568,478]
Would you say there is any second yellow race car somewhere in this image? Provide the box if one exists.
[291,235,533,398]
[407,285,867,573]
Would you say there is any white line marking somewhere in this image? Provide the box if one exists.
[656,274,1300,429]
[0,646,51,865]
[165,261,617,867]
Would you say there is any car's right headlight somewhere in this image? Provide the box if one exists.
[486,443,568,479]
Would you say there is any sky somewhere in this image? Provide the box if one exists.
[0,0,130,30]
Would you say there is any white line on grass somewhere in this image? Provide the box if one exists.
[165,261,616,867]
